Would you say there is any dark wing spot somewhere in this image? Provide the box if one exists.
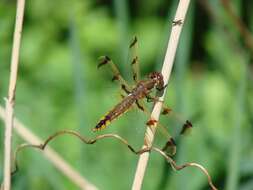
[180,120,193,135]
[162,108,172,115]
[162,137,177,156]
[133,74,137,81]
[162,137,176,151]
[129,36,138,48]
[97,56,111,68]
[131,56,138,65]
[112,75,119,81]
[146,119,157,126]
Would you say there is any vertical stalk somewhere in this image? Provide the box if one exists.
[3,0,26,189]
[131,0,191,189]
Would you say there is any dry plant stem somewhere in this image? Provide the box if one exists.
[3,0,25,189]
[221,0,253,53]
[199,0,248,56]
[0,107,98,190]
[152,148,218,190]
[132,0,191,189]
[12,129,218,190]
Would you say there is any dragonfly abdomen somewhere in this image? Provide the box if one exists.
[93,95,136,131]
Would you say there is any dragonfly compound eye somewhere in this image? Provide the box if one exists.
[148,72,164,90]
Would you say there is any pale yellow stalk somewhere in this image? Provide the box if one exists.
[131,0,191,189]
[3,0,26,189]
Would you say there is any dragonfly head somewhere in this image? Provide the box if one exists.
[148,72,164,90]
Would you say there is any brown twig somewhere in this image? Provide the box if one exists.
[132,1,191,189]
[12,130,150,175]
[3,0,26,189]
[12,129,218,190]
[152,148,218,190]
[221,0,253,53]
[0,106,98,190]
[198,0,247,57]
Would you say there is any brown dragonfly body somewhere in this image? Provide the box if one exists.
[93,72,164,131]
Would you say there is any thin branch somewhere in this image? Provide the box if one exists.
[3,0,25,189]
[0,106,98,190]
[132,0,191,189]
[0,105,217,189]
[152,148,218,190]
[12,129,218,190]
[221,0,253,53]
[198,0,247,58]
[12,131,150,174]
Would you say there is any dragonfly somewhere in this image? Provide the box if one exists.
[93,36,192,145]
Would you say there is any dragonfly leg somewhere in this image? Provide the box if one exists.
[145,95,175,120]
[135,100,144,111]
[138,97,193,144]
[97,56,132,93]
[121,84,131,94]
[129,36,140,84]
[145,95,179,118]
[134,99,172,139]
[157,84,168,92]
[145,95,163,103]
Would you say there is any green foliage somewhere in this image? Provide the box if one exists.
[0,0,252,189]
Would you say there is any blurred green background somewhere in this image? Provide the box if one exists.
[0,0,253,189]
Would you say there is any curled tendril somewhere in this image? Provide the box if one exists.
[12,130,218,190]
